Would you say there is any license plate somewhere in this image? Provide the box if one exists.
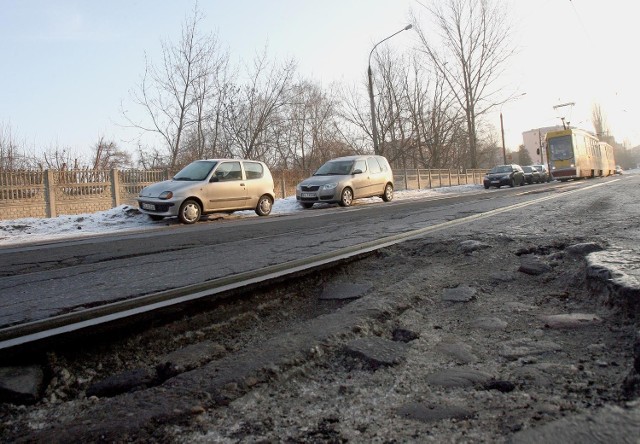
[142,203,156,210]
[491,180,499,184]
[301,192,316,198]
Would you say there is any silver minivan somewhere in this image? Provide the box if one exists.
[296,155,394,208]
[137,159,275,224]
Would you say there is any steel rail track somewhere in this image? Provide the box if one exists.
[0,181,611,354]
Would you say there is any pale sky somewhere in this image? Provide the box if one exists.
[1,0,637,162]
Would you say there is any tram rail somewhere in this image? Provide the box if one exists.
[0,181,609,356]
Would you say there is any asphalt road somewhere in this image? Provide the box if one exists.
[0,176,635,331]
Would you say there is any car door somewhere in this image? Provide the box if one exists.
[365,157,385,196]
[350,159,369,198]
[202,161,248,211]
[241,161,270,208]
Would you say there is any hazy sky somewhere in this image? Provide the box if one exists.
[1,0,637,162]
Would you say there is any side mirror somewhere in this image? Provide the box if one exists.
[353,169,363,174]
[210,176,219,183]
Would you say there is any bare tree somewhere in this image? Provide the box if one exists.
[400,54,464,169]
[278,80,343,170]
[136,143,167,170]
[222,48,297,162]
[123,4,222,169]
[91,137,133,170]
[371,49,414,165]
[0,122,21,170]
[414,0,514,168]
[40,145,80,171]
[591,103,610,139]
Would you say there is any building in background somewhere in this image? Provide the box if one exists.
[522,126,564,165]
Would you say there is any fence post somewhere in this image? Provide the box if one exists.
[44,169,57,218]
[404,170,409,191]
[417,169,421,189]
[110,169,121,208]
[428,169,432,188]
[280,177,286,199]
[448,169,452,186]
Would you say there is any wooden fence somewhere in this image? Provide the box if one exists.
[0,168,488,220]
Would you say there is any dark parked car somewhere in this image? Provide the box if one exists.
[483,164,525,189]
[532,164,551,182]
[522,165,542,184]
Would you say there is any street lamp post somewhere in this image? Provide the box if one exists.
[499,92,526,164]
[368,24,412,155]
[500,112,506,164]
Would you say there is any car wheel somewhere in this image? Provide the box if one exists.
[339,187,353,207]
[381,183,394,202]
[255,195,273,216]
[178,199,201,224]
[301,202,314,209]
[149,215,164,221]
[484,184,490,189]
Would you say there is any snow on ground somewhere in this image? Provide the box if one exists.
[0,185,483,246]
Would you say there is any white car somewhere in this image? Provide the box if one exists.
[137,159,275,224]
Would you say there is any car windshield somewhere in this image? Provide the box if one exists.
[532,165,543,172]
[314,160,354,176]
[489,165,511,174]
[523,166,533,172]
[173,161,218,181]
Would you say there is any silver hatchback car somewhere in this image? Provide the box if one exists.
[296,155,394,208]
[137,159,275,224]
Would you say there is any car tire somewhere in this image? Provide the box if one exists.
[301,202,314,209]
[149,215,164,221]
[381,183,394,202]
[255,195,273,216]
[178,199,201,224]
[339,187,353,207]
[484,184,490,189]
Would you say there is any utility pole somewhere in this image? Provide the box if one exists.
[368,25,412,155]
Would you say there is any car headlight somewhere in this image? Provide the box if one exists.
[158,191,174,200]
[321,183,338,190]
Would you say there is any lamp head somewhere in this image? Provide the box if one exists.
[404,24,413,31]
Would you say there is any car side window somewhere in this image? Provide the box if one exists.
[243,162,264,180]
[215,161,242,181]
[367,157,382,174]
[353,160,367,173]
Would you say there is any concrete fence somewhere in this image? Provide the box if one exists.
[0,168,488,221]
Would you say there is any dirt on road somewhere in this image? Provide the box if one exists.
[1,227,639,443]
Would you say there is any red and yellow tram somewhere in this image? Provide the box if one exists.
[545,128,615,181]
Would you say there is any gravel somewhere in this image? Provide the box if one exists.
[1,227,639,442]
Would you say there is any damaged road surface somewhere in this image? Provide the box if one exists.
[1,175,640,442]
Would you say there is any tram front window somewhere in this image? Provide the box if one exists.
[549,136,573,160]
